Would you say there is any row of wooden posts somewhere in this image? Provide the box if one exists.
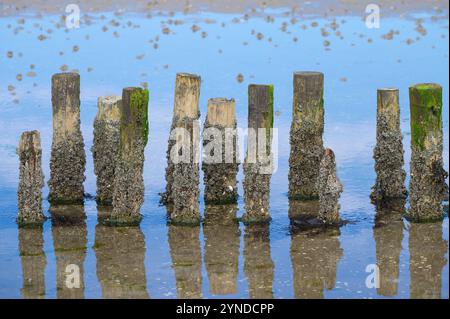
[16,72,448,227]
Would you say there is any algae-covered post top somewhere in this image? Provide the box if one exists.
[121,87,149,147]
[408,82,448,222]
[173,73,201,120]
[108,87,149,225]
[409,83,443,151]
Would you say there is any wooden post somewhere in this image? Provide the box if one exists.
[243,224,274,298]
[371,88,407,202]
[168,224,202,298]
[17,131,45,226]
[110,87,149,225]
[92,96,121,206]
[18,227,46,298]
[318,148,343,225]
[48,72,86,204]
[202,98,239,205]
[163,73,201,225]
[242,84,274,223]
[408,83,448,222]
[289,71,324,200]
[94,224,149,298]
[203,204,239,295]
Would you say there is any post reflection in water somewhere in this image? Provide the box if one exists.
[409,221,448,299]
[49,204,87,299]
[244,224,274,299]
[203,204,240,296]
[290,227,343,299]
[18,226,46,299]
[373,199,405,297]
[289,198,342,299]
[168,223,202,298]
[94,205,149,299]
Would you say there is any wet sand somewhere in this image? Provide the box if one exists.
[1,0,448,17]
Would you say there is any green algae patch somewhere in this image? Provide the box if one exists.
[130,88,149,146]
[409,83,443,151]
[120,88,149,150]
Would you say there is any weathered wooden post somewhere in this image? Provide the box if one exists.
[408,83,448,222]
[17,131,45,226]
[48,72,86,204]
[162,73,201,224]
[18,227,46,298]
[242,84,274,223]
[110,87,149,225]
[94,224,149,298]
[92,96,121,206]
[318,148,343,225]
[243,224,274,298]
[371,88,407,202]
[203,204,240,295]
[202,98,239,204]
[289,72,324,200]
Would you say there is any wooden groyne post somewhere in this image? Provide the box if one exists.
[318,148,343,225]
[163,73,201,225]
[288,72,324,200]
[408,83,448,222]
[48,72,86,204]
[242,84,274,223]
[109,87,149,225]
[17,130,46,226]
[202,98,239,205]
[92,96,121,206]
[371,88,407,202]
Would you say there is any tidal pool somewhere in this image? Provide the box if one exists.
[0,5,448,298]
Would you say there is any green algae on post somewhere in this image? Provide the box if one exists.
[109,87,149,226]
[410,83,443,151]
[48,72,86,205]
[371,88,407,202]
[242,84,274,224]
[289,71,325,200]
[408,83,448,222]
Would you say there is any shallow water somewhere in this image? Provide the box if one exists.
[0,8,448,298]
